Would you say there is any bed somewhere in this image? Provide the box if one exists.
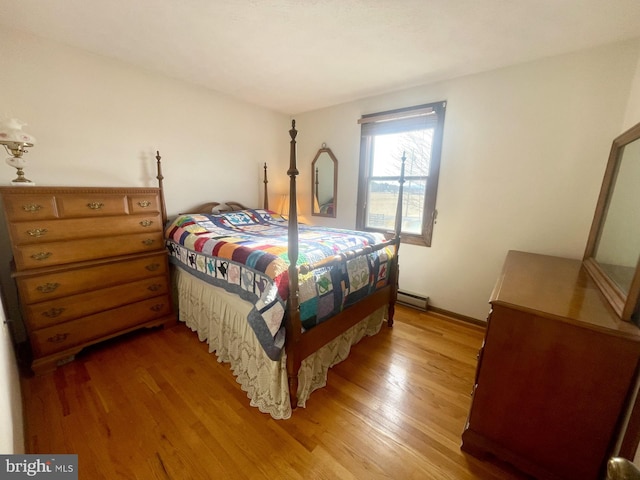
[159,120,405,419]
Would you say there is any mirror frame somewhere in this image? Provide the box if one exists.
[583,121,640,321]
[311,146,338,218]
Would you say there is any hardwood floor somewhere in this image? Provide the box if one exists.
[21,305,529,479]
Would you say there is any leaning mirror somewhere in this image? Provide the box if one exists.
[311,145,338,218]
[584,121,640,321]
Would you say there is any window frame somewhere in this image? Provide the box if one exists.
[356,101,446,247]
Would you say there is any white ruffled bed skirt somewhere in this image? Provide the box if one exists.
[173,267,385,419]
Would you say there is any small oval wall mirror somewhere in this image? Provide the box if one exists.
[311,145,338,218]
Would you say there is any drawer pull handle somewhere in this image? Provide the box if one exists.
[139,220,154,227]
[87,202,104,210]
[31,252,52,261]
[22,204,43,213]
[27,228,48,237]
[145,263,160,272]
[147,284,162,292]
[37,282,60,293]
[150,304,164,312]
[42,308,66,318]
[138,200,152,208]
[142,239,155,246]
[47,333,69,343]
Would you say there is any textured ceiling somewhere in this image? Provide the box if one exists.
[2,0,640,114]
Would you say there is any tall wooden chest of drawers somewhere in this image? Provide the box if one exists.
[0,186,176,374]
[461,251,640,480]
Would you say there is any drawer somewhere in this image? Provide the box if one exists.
[56,194,128,217]
[8,213,162,245]
[30,294,172,356]
[2,194,58,221]
[23,275,169,330]
[128,194,161,214]
[13,232,164,270]
[15,252,168,304]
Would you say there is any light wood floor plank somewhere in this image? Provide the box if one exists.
[21,305,528,479]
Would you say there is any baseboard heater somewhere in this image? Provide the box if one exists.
[397,290,429,311]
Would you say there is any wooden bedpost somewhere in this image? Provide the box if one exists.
[285,120,302,409]
[156,151,168,225]
[263,162,269,210]
[387,152,406,327]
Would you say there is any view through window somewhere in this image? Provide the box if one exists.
[356,101,446,246]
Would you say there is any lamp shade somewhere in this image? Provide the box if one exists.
[277,193,301,219]
[0,118,36,146]
[278,194,291,218]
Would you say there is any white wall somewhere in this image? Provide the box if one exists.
[0,298,23,454]
[0,27,290,215]
[296,39,640,321]
[624,51,640,130]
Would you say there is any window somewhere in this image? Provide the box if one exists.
[356,101,446,246]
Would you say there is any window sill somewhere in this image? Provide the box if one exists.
[400,235,429,247]
[378,230,430,247]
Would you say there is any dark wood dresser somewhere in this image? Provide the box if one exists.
[0,186,176,374]
[461,250,640,480]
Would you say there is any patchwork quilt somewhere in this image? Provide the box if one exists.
[165,209,394,360]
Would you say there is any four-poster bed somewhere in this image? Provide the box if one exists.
[162,120,404,417]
